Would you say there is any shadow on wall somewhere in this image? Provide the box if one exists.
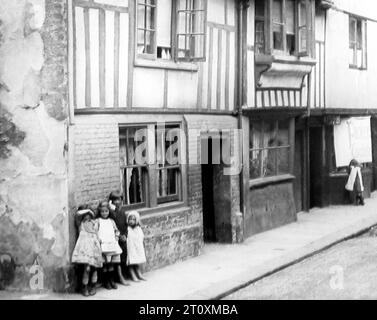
[0,108,26,159]
[0,254,16,290]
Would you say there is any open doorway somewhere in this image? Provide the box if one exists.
[201,136,217,242]
[200,132,233,243]
[309,127,324,208]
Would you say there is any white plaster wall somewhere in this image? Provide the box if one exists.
[167,70,198,109]
[333,0,377,21]
[0,0,70,279]
[133,68,165,108]
[325,8,377,109]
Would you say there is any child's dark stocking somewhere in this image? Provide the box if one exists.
[103,265,111,290]
[135,265,147,281]
[358,193,365,206]
[108,264,117,289]
[117,264,129,286]
[88,269,98,296]
[81,265,90,297]
[129,265,140,282]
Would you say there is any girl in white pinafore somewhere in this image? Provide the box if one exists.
[97,201,123,290]
[126,211,147,281]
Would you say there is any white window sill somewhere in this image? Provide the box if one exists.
[134,59,199,72]
[349,65,367,71]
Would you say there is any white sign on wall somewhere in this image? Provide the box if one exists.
[333,117,372,167]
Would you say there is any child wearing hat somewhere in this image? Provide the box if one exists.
[71,205,103,297]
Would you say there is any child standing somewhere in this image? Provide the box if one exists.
[108,190,129,286]
[345,159,365,206]
[97,201,123,290]
[71,206,102,297]
[126,211,147,282]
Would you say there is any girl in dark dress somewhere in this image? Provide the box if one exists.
[109,190,130,286]
[345,159,365,206]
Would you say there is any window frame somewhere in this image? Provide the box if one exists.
[256,0,314,58]
[119,122,185,213]
[349,15,367,70]
[119,125,151,210]
[135,0,207,63]
[249,118,295,182]
[136,0,158,60]
[156,124,183,204]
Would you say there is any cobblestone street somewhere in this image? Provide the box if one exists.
[225,233,377,300]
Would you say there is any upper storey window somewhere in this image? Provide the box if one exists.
[137,0,207,62]
[349,15,367,70]
[255,0,314,57]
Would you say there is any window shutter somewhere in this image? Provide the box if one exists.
[362,20,367,68]
[174,0,207,61]
[297,0,310,57]
[136,0,157,57]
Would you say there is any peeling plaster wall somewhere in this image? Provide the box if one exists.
[0,0,70,292]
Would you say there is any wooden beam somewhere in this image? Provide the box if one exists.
[99,8,106,108]
[84,7,91,108]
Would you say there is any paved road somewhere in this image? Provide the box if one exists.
[224,233,377,300]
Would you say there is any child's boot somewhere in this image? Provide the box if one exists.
[103,272,112,290]
[109,272,118,289]
[81,285,90,297]
[88,283,97,296]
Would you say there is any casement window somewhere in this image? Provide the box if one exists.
[349,16,367,69]
[255,0,314,57]
[136,0,207,62]
[119,124,183,210]
[250,120,291,180]
[156,124,181,204]
[119,126,149,209]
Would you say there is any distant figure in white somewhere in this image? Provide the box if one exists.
[345,159,365,206]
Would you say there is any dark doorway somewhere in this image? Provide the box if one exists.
[201,133,233,243]
[201,136,216,242]
[309,127,324,208]
[293,129,304,213]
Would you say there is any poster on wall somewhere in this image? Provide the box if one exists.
[333,117,372,168]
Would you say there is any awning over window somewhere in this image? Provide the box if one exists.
[256,60,314,89]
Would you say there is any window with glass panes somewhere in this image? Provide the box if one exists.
[249,120,291,180]
[119,126,149,209]
[119,124,183,210]
[136,0,207,61]
[255,0,314,57]
[349,16,367,69]
[156,125,182,204]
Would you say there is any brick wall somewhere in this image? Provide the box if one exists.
[73,123,120,206]
[72,117,205,271]
[72,114,240,272]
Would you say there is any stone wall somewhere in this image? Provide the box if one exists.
[0,0,70,291]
